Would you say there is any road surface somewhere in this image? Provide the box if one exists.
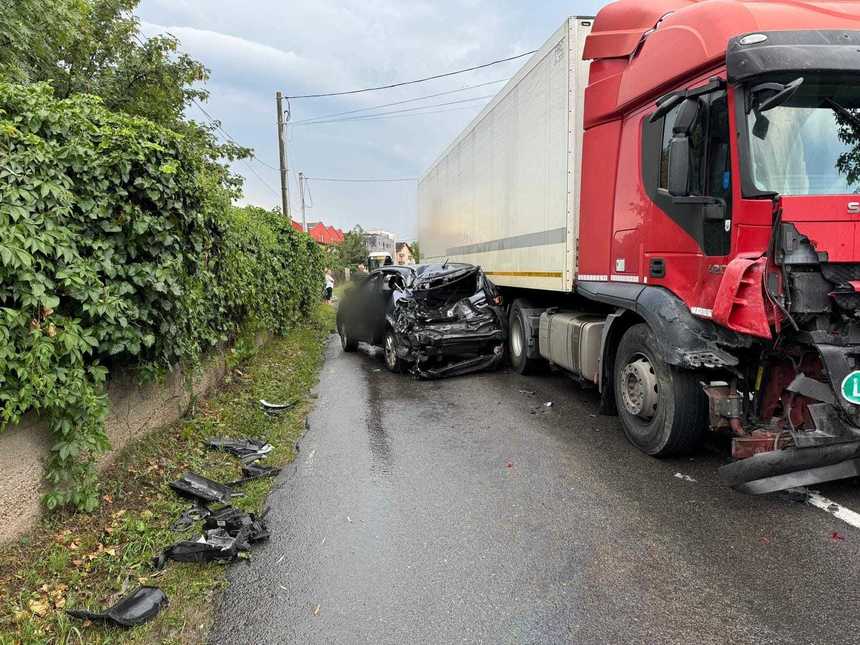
[211,337,860,645]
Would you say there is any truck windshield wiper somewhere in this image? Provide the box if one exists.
[824,97,860,130]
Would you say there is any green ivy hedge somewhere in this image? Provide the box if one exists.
[0,83,323,511]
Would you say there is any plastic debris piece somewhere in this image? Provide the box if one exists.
[205,437,273,463]
[203,506,270,546]
[544,401,553,408]
[259,399,298,416]
[832,531,846,541]
[519,390,536,396]
[170,504,212,532]
[67,587,167,628]
[673,473,697,483]
[228,463,282,487]
[153,529,243,569]
[169,472,237,504]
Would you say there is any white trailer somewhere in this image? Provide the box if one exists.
[418,17,594,293]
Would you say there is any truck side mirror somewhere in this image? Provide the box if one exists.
[667,137,691,197]
[666,97,701,198]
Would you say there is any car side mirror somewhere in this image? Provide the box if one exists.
[667,136,691,197]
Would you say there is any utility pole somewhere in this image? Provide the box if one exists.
[276,91,291,219]
[298,171,308,233]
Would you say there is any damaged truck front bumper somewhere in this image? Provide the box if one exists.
[720,342,860,494]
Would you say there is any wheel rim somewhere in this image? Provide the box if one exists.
[620,355,659,421]
[511,317,524,359]
[384,334,397,369]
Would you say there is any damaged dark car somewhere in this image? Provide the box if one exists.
[337,263,506,378]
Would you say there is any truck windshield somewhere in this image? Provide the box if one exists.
[746,77,860,195]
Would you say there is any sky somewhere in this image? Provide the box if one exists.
[136,0,606,241]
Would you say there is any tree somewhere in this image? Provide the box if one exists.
[0,0,209,129]
[411,240,421,263]
[338,226,369,268]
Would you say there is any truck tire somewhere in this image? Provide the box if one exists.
[509,301,540,375]
[338,317,358,352]
[383,328,406,373]
[613,323,706,456]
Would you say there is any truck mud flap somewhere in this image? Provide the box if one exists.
[719,441,860,494]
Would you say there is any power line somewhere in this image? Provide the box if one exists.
[293,103,487,127]
[190,98,281,172]
[285,50,536,99]
[289,78,508,125]
[306,177,417,183]
[293,95,494,127]
[241,161,281,198]
[189,100,281,198]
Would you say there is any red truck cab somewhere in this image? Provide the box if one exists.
[575,1,860,491]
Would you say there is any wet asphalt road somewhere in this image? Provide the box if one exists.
[212,337,860,645]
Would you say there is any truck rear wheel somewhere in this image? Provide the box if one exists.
[613,323,706,457]
[509,301,541,375]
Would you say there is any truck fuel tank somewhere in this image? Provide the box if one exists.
[538,312,605,383]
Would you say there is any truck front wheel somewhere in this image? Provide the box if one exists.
[613,323,706,457]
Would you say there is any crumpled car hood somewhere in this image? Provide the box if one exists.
[390,265,506,379]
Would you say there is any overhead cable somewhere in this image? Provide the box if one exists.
[285,50,536,99]
[289,78,508,124]
[305,177,417,183]
[293,95,494,126]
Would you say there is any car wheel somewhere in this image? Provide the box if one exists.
[613,323,706,457]
[383,328,406,373]
[509,301,541,375]
[338,318,358,352]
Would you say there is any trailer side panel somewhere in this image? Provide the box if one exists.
[418,18,592,293]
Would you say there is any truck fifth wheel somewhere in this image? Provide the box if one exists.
[418,1,860,493]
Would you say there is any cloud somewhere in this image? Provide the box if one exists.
[136,0,605,238]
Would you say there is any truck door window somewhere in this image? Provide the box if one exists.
[648,89,733,256]
[705,94,731,207]
[659,107,680,190]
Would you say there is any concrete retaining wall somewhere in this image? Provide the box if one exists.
[0,342,254,543]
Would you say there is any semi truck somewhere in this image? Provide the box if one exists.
[418,0,860,494]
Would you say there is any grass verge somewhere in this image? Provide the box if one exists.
[0,304,336,644]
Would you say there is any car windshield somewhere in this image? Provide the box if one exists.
[746,76,860,195]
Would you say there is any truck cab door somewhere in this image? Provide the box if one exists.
[641,88,734,296]
[657,92,733,257]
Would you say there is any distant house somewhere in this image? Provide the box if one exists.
[395,242,415,266]
[292,220,344,245]
[363,230,396,257]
